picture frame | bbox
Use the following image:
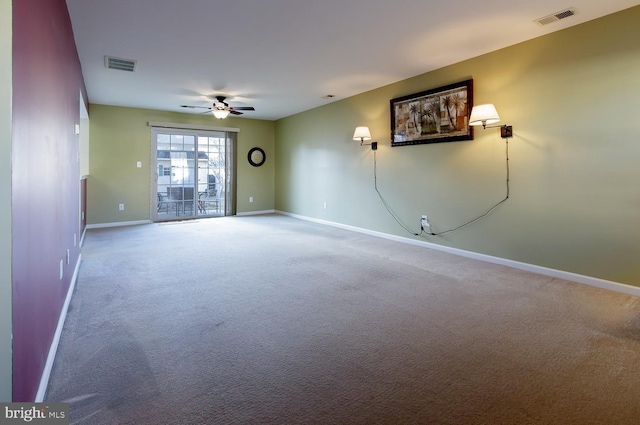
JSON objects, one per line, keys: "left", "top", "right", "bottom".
{"left": 390, "top": 79, "right": 473, "bottom": 147}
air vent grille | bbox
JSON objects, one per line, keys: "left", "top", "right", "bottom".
{"left": 104, "top": 56, "right": 137, "bottom": 72}
{"left": 535, "top": 8, "right": 576, "bottom": 26}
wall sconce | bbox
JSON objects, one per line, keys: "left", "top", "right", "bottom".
{"left": 353, "top": 126, "right": 378, "bottom": 150}
{"left": 469, "top": 104, "right": 513, "bottom": 138}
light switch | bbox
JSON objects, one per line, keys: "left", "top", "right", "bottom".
{"left": 137, "top": 161, "right": 142, "bottom": 168}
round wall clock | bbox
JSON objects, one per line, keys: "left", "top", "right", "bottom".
{"left": 248, "top": 147, "right": 266, "bottom": 167}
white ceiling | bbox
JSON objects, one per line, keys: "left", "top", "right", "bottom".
{"left": 66, "top": 0, "right": 640, "bottom": 121}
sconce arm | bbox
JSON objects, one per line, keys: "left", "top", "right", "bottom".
{"left": 360, "top": 140, "right": 378, "bottom": 150}
{"left": 483, "top": 124, "right": 513, "bottom": 138}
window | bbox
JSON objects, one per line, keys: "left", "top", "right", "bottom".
{"left": 158, "top": 165, "right": 171, "bottom": 177}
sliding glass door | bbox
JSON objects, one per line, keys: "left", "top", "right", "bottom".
{"left": 151, "top": 127, "right": 236, "bottom": 221}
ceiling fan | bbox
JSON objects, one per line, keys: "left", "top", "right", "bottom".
{"left": 180, "top": 96, "right": 255, "bottom": 119}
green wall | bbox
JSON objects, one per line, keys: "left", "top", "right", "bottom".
{"left": 274, "top": 6, "right": 640, "bottom": 287}
{"left": 88, "top": 105, "right": 275, "bottom": 225}
{"left": 0, "top": 0, "right": 12, "bottom": 402}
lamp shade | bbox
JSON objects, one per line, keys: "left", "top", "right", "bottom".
{"left": 469, "top": 104, "right": 500, "bottom": 127}
{"left": 213, "top": 109, "right": 230, "bottom": 119}
{"left": 353, "top": 126, "right": 372, "bottom": 141}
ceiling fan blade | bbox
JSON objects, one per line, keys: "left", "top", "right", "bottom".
{"left": 182, "top": 99, "right": 254, "bottom": 117}
{"left": 180, "top": 105, "right": 210, "bottom": 109}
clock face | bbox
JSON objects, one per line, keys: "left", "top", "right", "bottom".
{"left": 248, "top": 147, "right": 265, "bottom": 167}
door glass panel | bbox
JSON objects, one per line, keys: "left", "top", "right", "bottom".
{"left": 196, "top": 135, "right": 225, "bottom": 216}
{"left": 153, "top": 129, "right": 231, "bottom": 221}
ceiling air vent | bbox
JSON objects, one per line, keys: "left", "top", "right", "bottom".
{"left": 534, "top": 8, "right": 576, "bottom": 26}
{"left": 104, "top": 56, "right": 137, "bottom": 72}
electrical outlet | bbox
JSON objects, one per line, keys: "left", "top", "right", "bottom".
{"left": 119, "top": 203, "right": 125, "bottom": 211}
{"left": 249, "top": 197, "right": 254, "bottom": 203}
{"left": 421, "top": 215, "right": 430, "bottom": 228}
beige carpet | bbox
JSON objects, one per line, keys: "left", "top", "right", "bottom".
{"left": 45, "top": 214, "right": 640, "bottom": 424}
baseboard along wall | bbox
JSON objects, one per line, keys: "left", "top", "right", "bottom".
{"left": 85, "top": 211, "right": 276, "bottom": 228}
{"left": 236, "top": 209, "right": 276, "bottom": 217}
{"left": 85, "top": 220, "right": 153, "bottom": 229}
{"left": 35, "top": 254, "right": 82, "bottom": 402}
{"left": 276, "top": 211, "right": 640, "bottom": 298}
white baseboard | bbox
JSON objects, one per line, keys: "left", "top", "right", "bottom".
{"left": 35, "top": 254, "right": 82, "bottom": 402}
{"left": 277, "top": 211, "right": 640, "bottom": 298}
{"left": 85, "top": 219, "right": 152, "bottom": 229}
{"left": 236, "top": 209, "right": 275, "bottom": 217}
{"left": 79, "top": 227, "right": 87, "bottom": 247}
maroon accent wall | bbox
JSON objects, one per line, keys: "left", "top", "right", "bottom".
{"left": 12, "top": 0, "right": 87, "bottom": 401}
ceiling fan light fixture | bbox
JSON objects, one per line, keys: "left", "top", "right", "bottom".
{"left": 213, "top": 109, "right": 230, "bottom": 119}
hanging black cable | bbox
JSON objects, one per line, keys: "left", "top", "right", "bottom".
{"left": 371, "top": 137, "right": 510, "bottom": 238}
{"left": 373, "top": 151, "right": 420, "bottom": 236}
{"left": 425, "top": 139, "right": 510, "bottom": 236}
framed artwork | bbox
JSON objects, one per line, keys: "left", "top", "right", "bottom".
{"left": 390, "top": 79, "right": 473, "bottom": 147}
